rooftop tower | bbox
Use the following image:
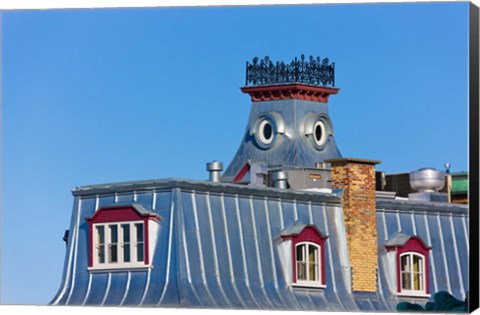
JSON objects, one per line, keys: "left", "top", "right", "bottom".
{"left": 223, "top": 55, "right": 342, "bottom": 179}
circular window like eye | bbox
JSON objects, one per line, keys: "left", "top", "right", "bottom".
{"left": 252, "top": 112, "right": 284, "bottom": 149}
{"left": 303, "top": 114, "right": 333, "bottom": 150}
{"left": 259, "top": 119, "right": 273, "bottom": 144}
{"left": 313, "top": 121, "right": 326, "bottom": 146}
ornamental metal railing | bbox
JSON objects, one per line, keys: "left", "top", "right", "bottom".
{"left": 245, "top": 55, "right": 335, "bottom": 87}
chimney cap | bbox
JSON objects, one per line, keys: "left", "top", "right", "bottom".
{"left": 325, "top": 157, "right": 382, "bottom": 165}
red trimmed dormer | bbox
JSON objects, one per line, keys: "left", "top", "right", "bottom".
{"left": 385, "top": 233, "right": 432, "bottom": 297}
{"left": 280, "top": 222, "right": 328, "bottom": 288}
{"left": 86, "top": 204, "right": 161, "bottom": 270}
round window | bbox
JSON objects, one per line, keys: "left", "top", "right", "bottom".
{"left": 313, "top": 120, "right": 326, "bottom": 146}
{"left": 258, "top": 119, "right": 274, "bottom": 145}
{"left": 303, "top": 113, "right": 332, "bottom": 150}
{"left": 253, "top": 114, "right": 281, "bottom": 149}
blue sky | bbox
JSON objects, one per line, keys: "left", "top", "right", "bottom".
{"left": 1, "top": 2, "right": 470, "bottom": 305}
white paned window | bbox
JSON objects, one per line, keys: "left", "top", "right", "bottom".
{"left": 108, "top": 225, "right": 118, "bottom": 263}
{"left": 295, "top": 242, "right": 322, "bottom": 287}
{"left": 92, "top": 221, "right": 146, "bottom": 269}
{"left": 96, "top": 225, "right": 105, "bottom": 264}
{"left": 135, "top": 223, "right": 144, "bottom": 262}
{"left": 400, "top": 252, "right": 426, "bottom": 295}
{"left": 121, "top": 224, "right": 131, "bottom": 263}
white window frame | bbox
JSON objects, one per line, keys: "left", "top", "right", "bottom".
{"left": 398, "top": 252, "right": 429, "bottom": 297}
{"left": 89, "top": 220, "right": 148, "bottom": 270}
{"left": 293, "top": 242, "right": 325, "bottom": 288}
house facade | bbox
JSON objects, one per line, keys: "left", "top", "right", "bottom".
{"left": 51, "top": 56, "right": 469, "bottom": 311}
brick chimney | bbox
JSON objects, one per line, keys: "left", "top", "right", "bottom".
{"left": 326, "top": 157, "right": 381, "bottom": 292}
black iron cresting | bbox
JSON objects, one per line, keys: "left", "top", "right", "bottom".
{"left": 245, "top": 54, "right": 335, "bottom": 87}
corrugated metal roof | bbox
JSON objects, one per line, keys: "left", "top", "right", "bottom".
{"left": 52, "top": 180, "right": 469, "bottom": 310}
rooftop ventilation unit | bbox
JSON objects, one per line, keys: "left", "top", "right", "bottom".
{"left": 206, "top": 161, "right": 223, "bottom": 183}
{"left": 409, "top": 168, "right": 445, "bottom": 192}
{"left": 408, "top": 168, "right": 448, "bottom": 202}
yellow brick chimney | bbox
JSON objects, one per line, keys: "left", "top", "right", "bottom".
{"left": 326, "top": 158, "right": 381, "bottom": 292}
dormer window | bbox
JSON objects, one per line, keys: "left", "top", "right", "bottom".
{"left": 278, "top": 222, "right": 328, "bottom": 288}
{"left": 93, "top": 221, "right": 145, "bottom": 267}
{"left": 86, "top": 204, "right": 161, "bottom": 271}
{"left": 400, "top": 252, "right": 426, "bottom": 293}
{"left": 295, "top": 242, "right": 321, "bottom": 285}
{"left": 385, "top": 233, "right": 431, "bottom": 297}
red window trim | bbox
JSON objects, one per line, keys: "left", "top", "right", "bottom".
{"left": 86, "top": 205, "right": 160, "bottom": 268}
{"left": 281, "top": 225, "right": 328, "bottom": 286}
{"left": 386, "top": 236, "right": 431, "bottom": 294}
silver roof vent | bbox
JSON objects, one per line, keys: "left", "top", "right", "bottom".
{"left": 206, "top": 161, "right": 223, "bottom": 183}
{"left": 272, "top": 170, "right": 288, "bottom": 189}
{"left": 409, "top": 168, "right": 445, "bottom": 192}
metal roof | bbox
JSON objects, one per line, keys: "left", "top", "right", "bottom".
{"left": 384, "top": 232, "right": 432, "bottom": 249}
{"left": 52, "top": 179, "right": 469, "bottom": 310}
{"left": 72, "top": 177, "right": 343, "bottom": 205}
{"left": 376, "top": 201, "right": 468, "bottom": 301}
{"left": 384, "top": 232, "right": 413, "bottom": 247}
{"left": 89, "top": 203, "right": 151, "bottom": 215}
{"left": 279, "top": 221, "right": 328, "bottom": 238}
{"left": 377, "top": 198, "right": 468, "bottom": 215}
{"left": 279, "top": 221, "right": 310, "bottom": 236}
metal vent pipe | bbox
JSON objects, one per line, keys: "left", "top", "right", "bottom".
{"left": 272, "top": 170, "right": 288, "bottom": 189}
{"left": 206, "top": 161, "right": 223, "bottom": 183}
